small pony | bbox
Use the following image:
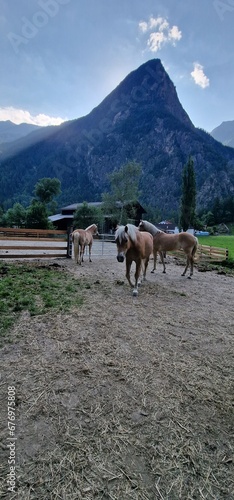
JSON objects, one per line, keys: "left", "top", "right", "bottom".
{"left": 115, "top": 223, "right": 153, "bottom": 296}
{"left": 71, "top": 224, "right": 99, "bottom": 265}
{"left": 138, "top": 220, "right": 198, "bottom": 278}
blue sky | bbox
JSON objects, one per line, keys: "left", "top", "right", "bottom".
{"left": 0, "top": 0, "right": 233, "bottom": 132}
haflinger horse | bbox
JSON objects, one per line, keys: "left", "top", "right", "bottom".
{"left": 138, "top": 220, "right": 198, "bottom": 278}
{"left": 71, "top": 224, "right": 99, "bottom": 265}
{"left": 115, "top": 223, "right": 153, "bottom": 296}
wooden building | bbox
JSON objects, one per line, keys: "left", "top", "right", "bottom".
{"left": 49, "top": 201, "right": 146, "bottom": 232}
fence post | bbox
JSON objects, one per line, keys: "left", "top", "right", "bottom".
{"left": 67, "top": 226, "right": 73, "bottom": 258}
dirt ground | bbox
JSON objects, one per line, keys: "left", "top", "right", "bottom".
{"left": 0, "top": 251, "right": 233, "bottom": 499}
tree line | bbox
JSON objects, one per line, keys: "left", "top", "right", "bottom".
{"left": 0, "top": 178, "right": 61, "bottom": 229}
{"left": 0, "top": 159, "right": 233, "bottom": 230}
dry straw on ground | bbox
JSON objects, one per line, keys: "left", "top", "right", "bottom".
{"left": 0, "top": 253, "right": 233, "bottom": 499}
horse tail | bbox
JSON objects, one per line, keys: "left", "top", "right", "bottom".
{"left": 192, "top": 236, "right": 198, "bottom": 259}
{"left": 71, "top": 230, "right": 79, "bottom": 242}
{"left": 72, "top": 231, "right": 80, "bottom": 263}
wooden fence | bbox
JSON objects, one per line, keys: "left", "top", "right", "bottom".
{"left": 197, "top": 244, "right": 228, "bottom": 261}
{"left": 0, "top": 227, "right": 71, "bottom": 259}
{"left": 0, "top": 228, "right": 229, "bottom": 262}
{"left": 172, "top": 244, "right": 228, "bottom": 262}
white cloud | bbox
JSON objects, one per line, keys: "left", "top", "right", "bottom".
{"left": 168, "top": 25, "right": 182, "bottom": 43}
{"left": 191, "top": 63, "right": 210, "bottom": 89}
{"left": 149, "top": 16, "right": 169, "bottom": 31}
{"left": 139, "top": 16, "right": 182, "bottom": 52}
{"left": 0, "top": 107, "right": 67, "bottom": 126}
{"left": 147, "top": 32, "right": 166, "bottom": 52}
{"left": 139, "top": 21, "right": 148, "bottom": 33}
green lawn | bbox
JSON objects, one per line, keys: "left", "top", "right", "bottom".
{"left": 0, "top": 262, "right": 85, "bottom": 345}
{"left": 197, "top": 235, "right": 234, "bottom": 260}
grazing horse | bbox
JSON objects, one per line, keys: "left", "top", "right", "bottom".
{"left": 71, "top": 224, "right": 99, "bottom": 265}
{"left": 138, "top": 220, "right": 198, "bottom": 278}
{"left": 115, "top": 224, "right": 153, "bottom": 296}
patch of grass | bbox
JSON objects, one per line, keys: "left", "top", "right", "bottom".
{"left": 197, "top": 235, "right": 234, "bottom": 260}
{"left": 0, "top": 262, "right": 84, "bottom": 344}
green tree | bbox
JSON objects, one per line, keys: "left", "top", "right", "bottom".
{"left": 180, "top": 157, "right": 196, "bottom": 231}
{"left": 102, "top": 161, "right": 142, "bottom": 224}
{"left": 212, "top": 197, "right": 222, "bottom": 224}
{"left": 143, "top": 205, "right": 162, "bottom": 224}
{"left": 73, "top": 202, "right": 103, "bottom": 229}
{"left": 0, "top": 207, "right": 7, "bottom": 227}
{"left": 5, "top": 203, "right": 26, "bottom": 228}
{"left": 26, "top": 200, "right": 50, "bottom": 229}
{"left": 34, "top": 178, "right": 61, "bottom": 205}
{"left": 202, "top": 211, "right": 215, "bottom": 227}
{"left": 222, "top": 196, "right": 234, "bottom": 223}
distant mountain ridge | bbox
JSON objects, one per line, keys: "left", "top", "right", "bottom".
{"left": 211, "top": 121, "right": 234, "bottom": 148}
{"left": 0, "top": 120, "right": 39, "bottom": 144}
{"left": 0, "top": 59, "right": 234, "bottom": 212}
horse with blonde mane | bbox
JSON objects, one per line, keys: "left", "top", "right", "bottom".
{"left": 115, "top": 224, "right": 153, "bottom": 296}
{"left": 138, "top": 220, "right": 198, "bottom": 278}
{"left": 71, "top": 224, "right": 99, "bottom": 265}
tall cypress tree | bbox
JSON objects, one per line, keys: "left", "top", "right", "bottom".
{"left": 180, "top": 157, "right": 196, "bottom": 231}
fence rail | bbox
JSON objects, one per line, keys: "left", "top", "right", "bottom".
{"left": 0, "top": 228, "right": 229, "bottom": 262}
{"left": 197, "top": 244, "right": 228, "bottom": 261}
{"left": 172, "top": 244, "right": 228, "bottom": 262}
{"left": 0, "top": 227, "right": 70, "bottom": 259}
{"left": 0, "top": 227, "right": 66, "bottom": 236}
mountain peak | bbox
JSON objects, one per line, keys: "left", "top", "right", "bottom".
{"left": 211, "top": 120, "right": 234, "bottom": 148}
{"left": 0, "top": 59, "right": 233, "bottom": 211}
{"left": 0, "top": 120, "right": 39, "bottom": 144}
{"left": 90, "top": 59, "right": 193, "bottom": 129}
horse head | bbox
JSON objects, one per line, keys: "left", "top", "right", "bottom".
{"left": 85, "top": 224, "right": 99, "bottom": 236}
{"left": 93, "top": 224, "right": 99, "bottom": 236}
{"left": 115, "top": 225, "right": 129, "bottom": 262}
{"left": 138, "top": 220, "right": 145, "bottom": 231}
{"left": 138, "top": 220, "right": 161, "bottom": 236}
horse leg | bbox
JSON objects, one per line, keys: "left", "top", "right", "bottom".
{"left": 137, "top": 260, "right": 146, "bottom": 286}
{"left": 151, "top": 250, "right": 157, "bottom": 273}
{"left": 126, "top": 259, "right": 134, "bottom": 289}
{"left": 132, "top": 260, "right": 142, "bottom": 296}
{"left": 181, "top": 255, "right": 190, "bottom": 276}
{"left": 79, "top": 244, "right": 84, "bottom": 265}
{"left": 189, "top": 241, "right": 197, "bottom": 278}
{"left": 74, "top": 242, "right": 78, "bottom": 264}
{"left": 82, "top": 244, "right": 85, "bottom": 262}
{"left": 88, "top": 243, "right": 92, "bottom": 262}
{"left": 142, "top": 256, "right": 150, "bottom": 281}
{"left": 189, "top": 254, "right": 194, "bottom": 278}
{"left": 160, "top": 251, "right": 166, "bottom": 273}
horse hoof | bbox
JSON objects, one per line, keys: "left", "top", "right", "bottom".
{"left": 132, "top": 289, "right": 138, "bottom": 297}
{"left": 187, "top": 276, "right": 192, "bottom": 279}
{"left": 151, "top": 270, "right": 155, "bottom": 274}
{"left": 163, "top": 271, "right": 166, "bottom": 274}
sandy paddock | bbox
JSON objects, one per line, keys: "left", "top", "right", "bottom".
{"left": 0, "top": 250, "right": 233, "bottom": 499}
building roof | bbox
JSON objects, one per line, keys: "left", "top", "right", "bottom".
{"left": 48, "top": 214, "right": 73, "bottom": 222}
{"left": 156, "top": 222, "right": 176, "bottom": 230}
{"left": 61, "top": 202, "right": 103, "bottom": 211}
{"left": 49, "top": 201, "right": 146, "bottom": 226}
